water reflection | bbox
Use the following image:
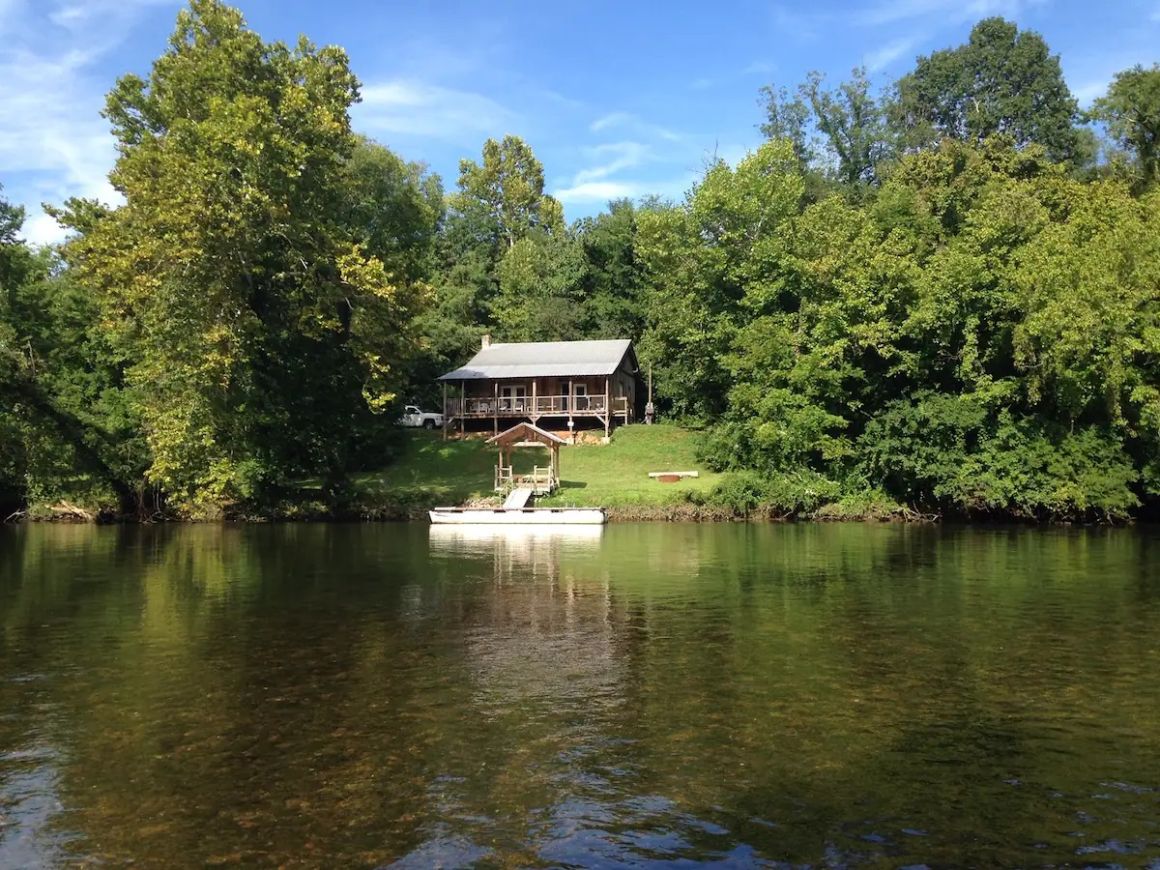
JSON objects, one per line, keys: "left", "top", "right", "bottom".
{"left": 0, "top": 524, "right": 1158, "bottom": 866}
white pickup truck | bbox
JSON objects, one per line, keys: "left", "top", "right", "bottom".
{"left": 399, "top": 404, "right": 444, "bottom": 429}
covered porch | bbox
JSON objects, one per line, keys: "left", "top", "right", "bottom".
{"left": 442, "top": 377, "right": 631, "bottom": 437}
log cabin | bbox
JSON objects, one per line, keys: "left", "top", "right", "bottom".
{"left": 438, "top": 336, "right": 640, "bottom": 437}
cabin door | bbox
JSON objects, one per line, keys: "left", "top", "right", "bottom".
{"left": 499, "top": 384, "right": 527, "bottom": 413}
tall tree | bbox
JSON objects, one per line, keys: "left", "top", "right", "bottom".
{"left": 1091, "top": 65, "right": 1160, "bottom": 187}
{"left": 759, "top": 85, "right": 814, "bottom": 167}
{"left": 416, "top": 136, "right": 562, "bottom": 388}
{"left": 893, "top": 18, "right": 1080, "bottom": 163}
{"left": 57, "top": 0, "right": 427, "bottom": 512}
{"left": 802, "top": 68, "right": 892, "bottom": 186}
{"left": 451, "top": 135, "right": 560, "bottom": 251}
{"left": 1, "top": 186, "right": 144, "bottom": 515}
{"left": 638, "top": 141, "right": 805, "bottom": 419}
{"left": 761, "top": 68, "right": 892, "bottom": 191}
{"left": 577, "top": 199, "right": 648, "bottom": 340}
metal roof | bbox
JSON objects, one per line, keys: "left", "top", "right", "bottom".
{"left": 438, "top": 339, "right": 635, "bottom": 381}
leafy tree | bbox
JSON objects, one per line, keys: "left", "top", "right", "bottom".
{"left": 1091, "top": 65, "right": 1160, "bottom": 187}
{"left": 893, "top": 18, "right": 1080, "bottom": 163}
{"left": 858, "top": 394, "right": 1139, "bottom": 519}
{"left": 492, "top": 231, "right": 586, "bottom": 341}
{"left": 761, "top": 68, "right": 891, "bottom": 190}
{"left": 1, "top": 187, "right": 145, "bottom": 515}
{"left": 341, "top": 139, "right": 443, "bottom": 285}
{"left": 802, "top": 68, "right": 893, "bottom": 187}
{"left": 759, "top": 85, "right": 813, "bottom": 167}
{"left": 451, "top": 135, "right": 561, "bottom": 251}
{"left": 577, "top": 199, "right": 648, "bottom": 340}
{"left": 57, "top": 0, "right": 427, "bottom": 512}
{"left": 638, "top": 140, "right": 805, "bottom": 419}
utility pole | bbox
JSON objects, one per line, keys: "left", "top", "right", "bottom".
{"left": 645, "top": 365, "right": 655, "bottom": 425}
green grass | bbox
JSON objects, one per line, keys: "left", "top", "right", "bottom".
{"left": 353, "top": 424, "right": 720, "bottom": 510}
{"left": 539, "top": 424, "right": 721, "bottom": 507}
{"left": 350, "top": 434, "right": 496, "bottom": 507}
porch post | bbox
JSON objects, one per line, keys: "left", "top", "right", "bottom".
{"left": 460, "top": 382, "right": 466, "bottom": 435}
{"left": 604, "top": 376, "right": 611, "bottom": 437}
{"left": 532, "top": 380, "right": 537, "bottom": 421}
{"left": 442, "top": 381, "right": 448, "bottom": 441}
{"left": 493, "top": 381, "right": 498, "bottom": 436}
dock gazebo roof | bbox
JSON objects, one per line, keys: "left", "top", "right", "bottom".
{"left": 486, "top": 422, "right": 568, "bottom": 448}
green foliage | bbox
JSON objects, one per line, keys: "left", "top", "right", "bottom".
{"left": 1090, "top": 65, "right": 1160, "bottom": 187}
{"left": 637, "top": 141, "right": 805, "bottom": 419}
{"left": 493, "top": 232, "right": 586, "bottom": 340}
{"left": 2, "top": 185, "right": 146, "bottom": 516}
{"left": 656, "top": 132, "right": 1158, "bottom": 522}
{"left": 707, "top": 469, "right": 841, "bottom": 517}
{"left": 576, "top": 200, "right": 648, "bottom": 339}
{"left": 893, "top": 18, "right": 1081, "bottom": 163}
{"left": 450, "top": 135, "right": 560, "bottom": 251}
{"left": 761, "top": 68, "right": 892, "bottom": 194}
{"left": 859, "top": 395, "right": 1139, "bottom": 519}
{"left": 56, "top": 0, "right": 430, "bottom": 513}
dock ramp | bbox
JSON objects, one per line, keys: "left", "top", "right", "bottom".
{"left": 503, "top": 487, "right": 534, "bottom": 509}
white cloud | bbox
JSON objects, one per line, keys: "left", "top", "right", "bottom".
{"left": 1073, "top": 79, "right": 1108, "bottom": 106}
{"left": 587, "top": 111, "right": 682, "bottom": 142}
{"left": 553, "top": 180, "right": 642, "bottom": 203}
{"left": 354, "top": 80, "right": 517, "bottom": 139}
{"left": 590, "top": 111, "right": 633, "bottom": 133}
{"left": 0, "top": 0, "right": 25, "bottom": 35}
{"left": 865, "top": 36, "right": 920, "bottom": 72}
{"left": 570, "top": 142, "right": 652, "bottom": 186}
{"left": 1, "top": 48, "right": 121, "bottom": 246}
{"left": 1, "top": 0, "right": 176, "bottom": 245}
{"left": 770, "top": 4, "right": 827, "bottom": 41}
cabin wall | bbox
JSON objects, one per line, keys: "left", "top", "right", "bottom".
{"left": 459, "top": 376, "right": 611, "bottom": 399}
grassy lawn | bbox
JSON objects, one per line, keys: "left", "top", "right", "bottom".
{"left": 353, "top": 424, "right": 720, "bottom": 509}
{"left": 540, "top": 424, "right": 720, "bottom": 507}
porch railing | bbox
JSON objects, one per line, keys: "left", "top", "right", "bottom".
{"left": 447, "top": 394, "right": 629, "bottom": 418}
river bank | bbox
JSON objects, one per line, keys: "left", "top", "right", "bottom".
{"left": 7, "top": 424, "right": 1128, "bottom": 525}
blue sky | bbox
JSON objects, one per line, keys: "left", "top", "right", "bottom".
{"left": 2, "top": 0, "right": 1158, "bottom": 244}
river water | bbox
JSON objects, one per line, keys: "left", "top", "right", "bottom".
{"left": 1, "top": 523, "right": 1158, "bottom": 867}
